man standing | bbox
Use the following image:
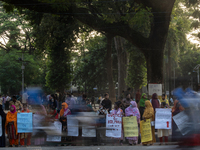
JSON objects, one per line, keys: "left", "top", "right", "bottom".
{"left": 9, "top": 96, "right": 23, "bottom": 112}
{"left": 101, "top": 93, "right": 112, "bottom": 113}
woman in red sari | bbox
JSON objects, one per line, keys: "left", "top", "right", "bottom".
{"left": 5, "top": 105, "right": 18, "bottom": 147}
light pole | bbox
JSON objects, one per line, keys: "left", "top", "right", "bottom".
{"left": 193, "top": 64, "right": 200, "bottom": 83}
{"left": 193, "top": 64, "right": 200, "bottom": 86}
{"left": 21, "top": 52, "right": 25, "bottom": 95}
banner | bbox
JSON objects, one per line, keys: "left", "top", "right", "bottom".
{"left": 17, "top": 113, "right": 33, "bottom": 133}
{"left": 173, "top": 111, "right": 190, "bottom": 135}
{"left": 155, "top": 108, "right": 172, "bottom": 129}
{"left": 123, "top": 116, "right": 138, "bottom": 137}
{"left": 67, "top": 115, "right": 79, "bottom": 136}
{"left": 148, "top": 84, "right": 162, "bottom": 96}
{"left": 106, "top": 114, "right": 122, "bottom": 138}
{"left": 82, "top": 126, "right": 96, "bottom": 137}
{"left": 140, "top": 119, "right": 152, "bottom": 143}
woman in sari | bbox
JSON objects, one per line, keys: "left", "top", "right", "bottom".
{"left": 60, "top": 102, "right": 71, "bottom": 131}
{"left": 142, "top": 100, "right": 156, "bottom": 146}
{"left": 125, "top": 101, "right": 140, "bottom": 145}
{"left": 151, "top": 93, "right": 160, "bottom": 111}
{"left": 110, "top": 101, "right": 123, "bottom": 145}
{"left": 0, "top": 105, "right": 6, "bottom": 147}
{"left": 139, "top": 93, "right": 148, "bottom": 120}
{"left": 5, "top": 105, "right": 18, "bottom": 147}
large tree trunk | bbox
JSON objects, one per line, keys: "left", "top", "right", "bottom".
{"left": 114, "top": 36, "right": 127, "bottom": 99}
{"left": 106, "top": 35, "right": 116, "bottom": 103}
{"left": 143, "top": 3, "right": 174, "bottom": 83}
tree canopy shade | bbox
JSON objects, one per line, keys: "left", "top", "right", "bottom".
{"left": 1, "top": 0, "right": 176, "bottom": 83}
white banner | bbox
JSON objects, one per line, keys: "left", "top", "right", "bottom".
{"left": 67, "top": 115, "right": 79, "bottom": 136}
{"left": 148, "top": 84, "right": 162, "bottom": 96}
{"left": 155, "top": 108, "right": 172, "bottom": 129}
{"left": 173, "top": 111, "right": 190, "bottom": 135}
{"left": 106, "top": 114, "right": 122, "bottom": 138}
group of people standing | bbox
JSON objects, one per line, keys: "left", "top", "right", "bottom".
{"left": 96, "top": 90, "right": 183, "bottom": 146}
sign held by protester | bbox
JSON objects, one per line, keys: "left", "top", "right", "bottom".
{"left": 155, "top": 108, "right": 172, "bottom": 129}
{"left": 106, "top": 114, "right": 122, "bottom": 138}
{"left": 67, "top": 115, "right": 79, "bottom": 136}
{"left": 140, "top": 119, "right": 152, "bottom": 143}
{"left": 148, "top": 84, "right": 162, "bottom": 96}
{"left": 173, "top": 111, "right": 190, "bottom": 135}
{"left": 123, "top": 116, "right": 138, "bottom": 137}
{"left": 17, "top": 113, "right": 33, "bottom": 133}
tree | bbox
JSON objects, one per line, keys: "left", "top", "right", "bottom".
{"left": 125, "top": 46, "right": 147, "bottom": 91}
{"left": 0, "top": 7, "right": 45, "bottom": 94}
{"left": 32, "top": 14, "right": 80, "bottom": 93}
{"left": 1, "top": 0, "right": 176, "bottom": 84}
{"left": 73, "top": 35, "right": 108, "bottom": 93}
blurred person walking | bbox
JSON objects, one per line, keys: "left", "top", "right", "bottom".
{"left": 172, "top": 100, "right": 184, "bottom": 142}
{"left": 110, "top": 101, "right": 123, "bottom": 146}
{"left": 20, "top": 104, "right": 31, "bottom": 146}
{"left": 5, "top": 105, "right": 18, "bottom": 147}
{"left": 65, "top": 93, "right": 75, "bottom": 110}
{"left": 102, "top": 93, "right": 112, "bottom": 113}
{"left": 5, "top": 95, "right": 11, "bottom": 110}
{"left": 139, "top": 93, "right": 148, "bottom": 120}
{"left": 142, "top": 101, "right": 156, "bottom": 146}
{"left": 125, "top": 101, "right": 140, "bottom": 145}
{"left": 0, "top": 105, "right": 6, "bottom": 147}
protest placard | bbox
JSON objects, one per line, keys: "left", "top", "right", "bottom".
{"left": 17, "top": 113, "right": 33, "bottom": 133}
{"left": 106, "top": 114, "right": 122, "bottom": 138}
{"left": 67, "top": 115, "right": 79, "bottom": 136}
{"left": 123, "top": 116, "right": 138, "bottom": 137}
{"left": 140, "top": 119, "right": 152, "bottom": 143}
{"left": 82, "top": 126, "right": 96, "bottom": 137}
{"left": 54, "top": 121, "right": 62, "bottom": 134}
{"left": 148, "top": 84, "right": 162, "bottom": 96}
{"left": 173, "top": 111, "right": 190, "bottom": 135}
{"left": 155, "top": 108, "right": 172, "bottom": 129}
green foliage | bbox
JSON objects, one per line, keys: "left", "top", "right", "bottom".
{"left": 125, "top": 47, "right": 147, "bottom": 90}
{"left": 73, "top": 34, "right": 108, "bottom": 92}
{"left": 32, "top": 14, "right": 80, "bottom": 92}
{"left": 0, "top": 50, "right": 43, "bottom": 94}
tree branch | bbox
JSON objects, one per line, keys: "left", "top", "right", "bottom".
{"left": 72, "top": 7, "right": 149, "bottom": 51}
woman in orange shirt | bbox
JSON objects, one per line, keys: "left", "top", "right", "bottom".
{"left": 5, "top": 105, "right": 18, "bottom": 147}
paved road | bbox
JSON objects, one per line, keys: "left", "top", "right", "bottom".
{"left": 0, "top": 145, "right": 199, "bottom": 150}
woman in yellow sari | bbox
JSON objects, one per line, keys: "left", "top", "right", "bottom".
{"left": 142, "top": 100, "right": 156, "bottom": 146}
